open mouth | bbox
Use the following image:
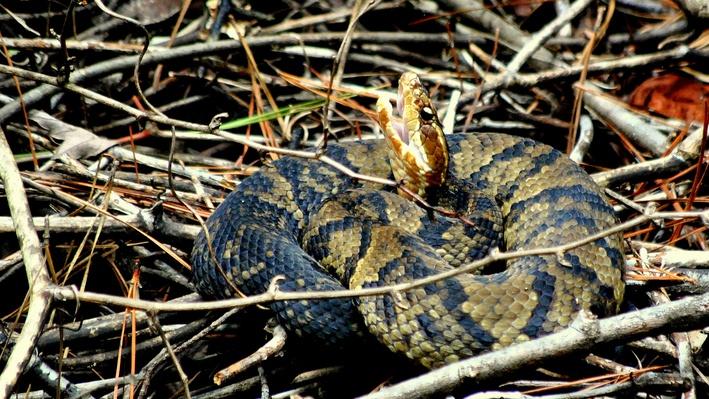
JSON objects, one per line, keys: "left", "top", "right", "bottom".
{"left": 394, "top": 82, "right": 410, "bottom": 144}
{"left": 375, "top": 72, "right": 448, "bottom": 187}
{"left": 377, "top": 94, "right": 408, "bottom": 146}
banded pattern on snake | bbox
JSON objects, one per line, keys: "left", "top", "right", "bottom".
{"left": 191, "top": 73, "right": 624, "bottom": 368}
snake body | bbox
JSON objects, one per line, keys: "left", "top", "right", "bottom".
{"left": 191, "top": 75, "right": 624, "bottom": 368}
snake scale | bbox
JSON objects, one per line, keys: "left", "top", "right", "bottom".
{"left": 191, "top": 73, "right": 625, "bottom": 368}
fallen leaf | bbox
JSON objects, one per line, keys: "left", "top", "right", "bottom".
{"left": 629, "top": 73, "right": 709, "bottom": 122}
{"left": 30, "top": 111, "right": 117, "bottom": 159}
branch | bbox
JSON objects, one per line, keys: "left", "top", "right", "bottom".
{"left": 0, "top": 128, "right": 52, "bottom": 396}
{"left": 213, "top": 325, "right": 287, "bottom": 385}
{"left": 503, "top": 0, "right": 594, "bottom": 76}
{"left": 592, "top": 122, "right": 705, "bottom": 187}
{"left": 359, "top": 290, "right": 709, "bottom": 399}
{"left": 0, "top": 31, "right": 493, "bottom": 123}
{"left": 49, "top": 209, "right": 709, "bottom": 313}
{"left": 439, "top": 0, "right": 557, "bottom": 69}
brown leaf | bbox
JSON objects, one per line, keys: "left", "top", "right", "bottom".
{"left": 30, "top": 111, "right": 116, "bottom": 159}
{"left": 629, "top": 73, "right": 709, "bottom": 122}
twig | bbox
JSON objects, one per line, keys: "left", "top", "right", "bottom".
{"left": 20, "top": 177, "right": 194, "bottom": 270}
{"left": 569, "top": 115, "right": 594, "bottom": 163}
{"left": 136, "top": 308, "right": 240, "bottom": 399}
{"left": 1, "top": 63, "right": 474, "bottom": 229}
{"left": 477, "top": 45, "right": 692, "bottom": 94}
{"left": 213, "top": 325, "right": 287, "bottom": 385}
{"left": 0, "top": 128, "right": 52, "bottom": 396}
{"left": 592, "top": 122, "right": 704, "bottom": 187}
{"left": 502, "top": 0, "right": 593, "bottom": 77}
{"left": 10, "top": 343, "right": 95, "bottom": 399}
{"left": 584, "top": 353, "right": 636, "bottom": 374}
{"left": 506, "top": 372, "right": 684, "bottom": 399}
{"left": 358, "top": 290, "right": 709, "bottom": 398}
{"left": 439, "top": 0, "right": 557, "bottom": 69}
{"left": 648, "top": 291, "right": 697, "bottom": 399}
{"left": 0, "top": 215, "right": 198, "bottom": 237}
{"left": 582, "top": 85, "right": 669, "bottom": 156}
{"left": 261, "top": 2, "right": 401, "bottom": 34}
{"left": 0, "top": 31, "right": 492, "bottom": 123}
{"left": 54, "top": 317, "right": 212, "bottom": 369}
{"left": 0, "top": 63, "right": 391, "bottom": 183}
{"left": 452, "top": 2, "right": 688, "bottom": 160}
{"left": 37, "top": 294, "right": 200, "bottom": 348}
{"left": 629, "top": 241, "right": 709, "bottom": 269}
{"left": 50, "top": 208, "right": 709, "bottom": 312}
{"left": 258, "top": 366, "right": 270, "bottom": 399}
{"left": 145, "top": 313, "right": 191, "bottom": 399}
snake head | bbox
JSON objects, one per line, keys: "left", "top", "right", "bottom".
{"left": 376, "top": 72, "right": 449, "bottom": 196}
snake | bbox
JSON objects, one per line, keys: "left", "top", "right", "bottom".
{"left": 191, "top": 72, "right": 625, "bottom": 369}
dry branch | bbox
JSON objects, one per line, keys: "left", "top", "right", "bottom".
{"left": 0, "top": 129, "right": 51, "bottom": 397}
{"left": 360, "top": 291, "right": 709, "bottom": 399}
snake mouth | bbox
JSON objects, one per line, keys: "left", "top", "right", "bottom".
{"left": 376, "top": 74, "right": 434, "bottom": 171}
{"left": 376, "top": 73, "right": 449, "bottom": 193}
{"left": 376, "top": 91, "right": 409, "bottom": 147}
{"left": 394, "top": 81, "right": 409, "bottom": 144}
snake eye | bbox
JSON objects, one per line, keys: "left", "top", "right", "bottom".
{"left": 420, "top": 107, "right": 436, "bottom": 122}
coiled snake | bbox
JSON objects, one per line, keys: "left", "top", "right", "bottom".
{"left": 191, "top": 73, "right": 625, "bottom": 368}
